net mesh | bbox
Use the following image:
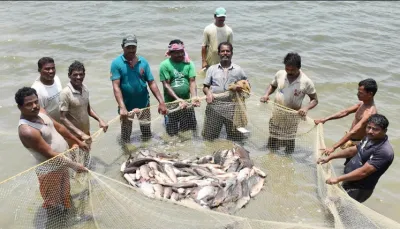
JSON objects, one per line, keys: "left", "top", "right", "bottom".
{"left": 0, "top": 90, "right": 399, "bottom": 229}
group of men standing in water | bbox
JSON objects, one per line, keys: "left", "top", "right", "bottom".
{"left": 13, "top": 7, "right": 394, "bottom": 224}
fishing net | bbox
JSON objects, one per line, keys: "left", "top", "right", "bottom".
{"left": 0, "top": 89, "right": 399, "bottom": 229}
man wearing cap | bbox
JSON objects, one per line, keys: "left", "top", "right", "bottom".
{"left": 201, "top": 7, "right": 233, "bottom": 70}
{"left": 110, "top": 35, "right": 167, "bottom": 143}
{"left": 160, "top": 39, "right": 200, "bottom": 136}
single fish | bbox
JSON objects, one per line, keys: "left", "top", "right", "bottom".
{"left": 130, "top": 158, "right": 159, "bottom": 167}
{"left": 247, "top": 174, "right": 264, "bottom": 197}
{"left": 172, "top": 162, "right": 192, "bottom": 168}
{"left": 223, "top": 156, "right": 240, "bottom": 171}
{"left": 135, "top": 169, "right": 141, "bottom": 180}
{"left": 210, "top": 188, "right": 226, "bottom": 208}
{"left": 196, "top": 186, "right": 218, "bottom": 201}
{"left": 193, "top": 168, "right": 214, "bottom": 177}
{"left": 234, "top": 179, "right": 251, "bottom": 212}
{"left": 171, "top": 192, "right": 179, "bottom": 201}
{"left": 197, "top": 155, "right": 213, "bottom": 164}
{"left": 124, "top": 166, "right": 138, "bottom": 174}
{"left": 120, "top": 162, "right": 126, "bottom": 172}
{"left": 153, "top": 184, "right": 164, "bottom": 198}
{"left": 139, "top": 164, "right": 151, "bottom": 180}
{"left": 154, "top": 170, "right": 173, "bottom": 184}
{"left": 177, "top": 176, "right": 202, "bottom": 183}
{"left": 237, "top": 167, "right": 251, "bottom": 182}
{"left": 164, "top": 163, "right": 178, "bottom": 183}
{"left": 124, "top": 174, "right": 136, "bottom": 187}
{"left": 227, "top": 159, "right": 240, "bottom": 173}
{"left": 253, "top": 166, "right": 267, "bottom": 178}
{"left": 212, "top": 150, "right": 223, "bottom": 165}
{"left": 163, "top": 187, "right": 172, "bottom": 199}
{"left": 139, "top": 182, "right": 155, "bottom": 198}
{"left": 148, "top": 170, "right": 155, "bottom": 178}
{"left": 147, "top": 161, "right": 159, "bottom": 171}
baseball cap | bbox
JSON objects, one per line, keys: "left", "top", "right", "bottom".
{"left": 215, "top": 7, "right": 226, "bottom": 17}
{"left": 122, "top": 35, "right": 137, "bottom": 47}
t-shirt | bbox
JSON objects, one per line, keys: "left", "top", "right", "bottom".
{"left": 343, "top": 136, "right": 394, "bottom": 190}
{"left": 159, "top": 59, "right": 196, "bottom": 103}
{"left": 31, "top": 75, "right": 62, "bottom": 122}
{"left": 110, "top": 55, "right": 154, "bottom": 111}
{"left": 271, "top": 70, "right": 316, "bottom": 110}
{"left": 203, "top": 63, "right": 247, "bottom": 94}
{"left": 59, "top": 83, "right": 90, "bottom": 136}
{"left": 202, "top": 23, "right": 233, "bottom": 66}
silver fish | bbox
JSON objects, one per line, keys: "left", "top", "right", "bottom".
{"left": 163, "top": 187, "right": 172, "bottom": 199}
{"left": 153, "top": 184, "right": 164, "bottom": 198}
{"left": 237, "top": 167, "right": 251, "bottom": 182}
{"left": 247, "top": 174, "right": 264, "bottom": 197}
{"left": 210, "top": 188, "right": 226, "bottom": 208}
{"left": 171, "top": 192, "right": 179, "bottom": 201}
{"left": 227, "top": 159, "right": 240, "bottom": 173}
{"left": 164, "top": 163, "right": 178, "bottom": 183}
{"left": 234, "top": 179, "right": 251, "bottom": 212}
{"left": 147, "top": 161, "right": 159, "bottom": 171}
{"left": 154, "top": 170, "right": 173, "bottom": 184}
{"left": 135, "top": 169, "right": 141, "bottom": 180}
{"left": 139, "top": 164, "right": 151, "bottom": 180}
{"left": 196, "top": 186, "right": 218, "bottom": 201}
{"left": 120, "top": 162, "right": 126, "bottom": 172}
{"left": 124, "top": 174, "right": 136, "bottom": 187}
{"left": 193, "top": 167, "right": 214, "bottom": 177}
{"left": 253, "top": 166, "right": 267, "bottom": 178}
{"left": 139, "top": 182, "right": 155, "bottom": 198}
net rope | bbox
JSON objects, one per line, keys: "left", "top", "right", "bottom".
{"left": 0, "top": 89, "right": 399, "bottom": 229}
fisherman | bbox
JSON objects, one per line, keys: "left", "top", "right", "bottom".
{"left": 260, "top": 52, "right": 318, "bottom": 153}
{"left": 202, "top": 42, "right": 249, "bottom": 141}
{"left": 317, "top": 114, "right": 394, "bottom": 203}
{"left": 160, "top": 39, "right": 200, "bottom": 136}
{"left": 110, "top": 35, "right": 167, "bottom": 143}
{"left": 315, "top": 78, "right": 378, "bottom": 164}
{"left": 59, "top": 61, "right": 108, "bottom": 166}
{"left": 31, "top": 57, "right": 62, "bottom": 122}
{"left": 16, "top": 87, "right": 89, "bottom": 225}
{"left": 201, "top": 7, "right": 233, "bottom": 70}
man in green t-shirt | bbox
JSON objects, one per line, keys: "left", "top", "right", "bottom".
{"left": 159, "top": 39, "right": 200, "bottom": 136}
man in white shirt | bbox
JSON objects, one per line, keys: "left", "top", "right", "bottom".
{"left": 260, "top": 53, "right": 318, "bottom": 153}
{"left": 32, "top": 57, "right": 62, "bottom": 122}
{"left": 201, "top": 7, "right": 233, "bottom": 69}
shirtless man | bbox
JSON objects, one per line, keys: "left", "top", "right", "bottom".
{"left": 315, "top": 78, "right": 378, "bottom": 159}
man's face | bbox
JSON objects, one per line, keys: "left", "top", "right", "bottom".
{"left": 170, "top": 50, "right": 185, "bottom": 63}
{"left": 219, "top": 45, "right": 232, "bottom": 62}
{"left": 215, "top": 16, "right": 226, "bottom": 24}
{"left": 19, "top": 94, "right": 40, "bottom": 117}
{"left": 123, "top": 45, "right": 137, "bottom": 59}
{"left": 285, "top": 65, "right": 300, "bottom": 78}
{"left": 39, "top": 63, "right": 56, "bottom": 81}
{"left": 357, "top": 86, "right": 372, "bottom": 101}
{"left": 69, "top": 70, "right": 85, "bottom": 88}
{"left": 366, "top": 122, "right": 386, "bottom": 140}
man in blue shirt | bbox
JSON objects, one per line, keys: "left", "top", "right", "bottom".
{"left": 110, "top": 35, "right": 167, "bottom": 143}
{"left": 317, "top": 114, "right": 394, "bottom": 203}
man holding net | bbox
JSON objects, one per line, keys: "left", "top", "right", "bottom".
{"left": 60, "top": 61, "right": 108, "bottom": 166}
{"left": 160, "top": 39, "right": 200, "bottom": 136}
{"left": 315, "top": 78, "right": 378, "bottom": 165}
{"left": 318, "top": 114, "right": 394, "bottom": 203}
{"left": 260, "top": 52, "right": 318, "bottom": 153}
{"left": 16, "top": 87, "right": 90, "bottom": 222}
{"left": 202, "top": 42, "right": 249, "bottom": 142}
{"left": 110, "top": 35, "right": 167, "bottom": 143}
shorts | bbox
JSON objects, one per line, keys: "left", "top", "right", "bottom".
{"left": 37, "top": 168, "right": 72, "bottom": 209}
{"left": 343, "top": 185, "right": 373, "bottom": 203}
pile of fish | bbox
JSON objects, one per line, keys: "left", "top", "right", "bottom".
{"left": 120, "top": 144, "right": 266, "bottom": 214}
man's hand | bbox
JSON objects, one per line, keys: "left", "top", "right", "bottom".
{"left": 78, "top": 140, "right": 90, "bottom": 152}
{"left": 81, "top": 134, "right": 92, "bottom": 143}
{"left": 74, "top": 163, "right": 88, "bottom": 173}
{"left": 158, "top": 102, "right": 167, "bottom": 115}
{"left": 178, "top": 99, "right": 188, "bottom": 109}
{"left": 298, "top": 108, "right": 308, "bottom": 117}
{"left": 314, "top": 119, "right": 326, "bottom": 125}
{"left": 260, "top": 95, "right": 270, "bottom": 103}
{"left": 206, "top": 92, "right": 214, "bottom": 104}
{"left": 202, "top": 60, "right": 208, "bottom": 69}
{"left": 323, "top": 147, "right": 336, "bottom": 156}
{"left": 326, "top": 177, "right": 339, "bottom": 185}
{"left": 230, "top": 84, "right": 243, "bottom": 92}
{"left": 99, "top": 120, "right": 108, "bottom": 133}
{"left": 120, "top": 107, "right": 128, "bottom": 120}
{"left": 192, "top": 97, "right": 201, "bottom": 107}
{"left": 317, "top": 156, "right": 330, "bottom": 165}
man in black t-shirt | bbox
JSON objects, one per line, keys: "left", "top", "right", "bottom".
{"left": 317, "top": 114, "right": 394, "bottom": 203}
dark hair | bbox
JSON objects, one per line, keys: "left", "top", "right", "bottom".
{"left": 37, "top": 57, "right": 54, "bottom": 72}
{"left": 68, "top": 61, "right": 85, "bottom": 76}
{"left": 368, "top": 114, "right": 389, "bottom": 130}
{"left": 283, "top": 52, "right": 301, "bottom": 69}
{"left": 15, "top": 87, "right": 37, "bottom": 106}
{"left": 359, "top": 78, "right": 378, "bottom": 96}
{"left": 169, "top": 39, "right": 184, "bottom": 45}
{"left": 218, "top": 42, "right": 233, "bottom": 53}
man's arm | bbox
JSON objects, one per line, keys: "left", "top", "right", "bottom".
{"left": 112, "top": 79, "right": 129, "bottom": 118}
{"left": 315, "top": 103, "right": 360, "bottom": 125}
{"left": 60, "top": 111, "right": 89, "bottom": 141}
{"left": 317, "top": 145, "right": 358, "bottom": 164}
{"left": 87, "top": 103, "right": 108, "bottom": 132}
{"left": 162, "top": 80, "right": 180, "bottom": 101}
{"left": 201, "top": 46, "right": 208, "bottom": 69}
{"left": 148, "top": 80, "right": 167, "bottom": 115}
{"left": 260, "top": 84, "right": 277, "bottom": 103}
{"left": 189, "top": 78, "right": 200, "bottom": 107}
{"left": 18, "top": 125, "right": 87, "bottom": 172}
{"left": 326, "top": 162, "right": 376, "bottom": 185}
{"left": 324, "top": 111, "right": 372, "bottom": 155}
{"left": 52, "top": 117, "right": 89, "bottom": 151}
{"left": 298, "top": 93, "right": 319, "bottom": 117}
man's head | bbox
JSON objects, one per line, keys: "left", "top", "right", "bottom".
{"left": 37, "top": 57, "right": 56, "bottom": 84}
{"left": 121, "top": 35, "right": 138, "bottom": 60}
{"left": 357, "top": 78, "right": 377, "bottom": 101}
{"left": 68, "top": 61, "right": 86, "bottom": 89}
{"left": 283, "top": 52, "right": 301, "bottom": 78}
{"left": 366, "top": 114, "right": 389, "bottom": 140}
{"left": 15, "top": 87, "right": 40, "bottom": 117}
{"left": 214, "top": 7, "right": 226, "bottom": 26}
{"left": 167, "top": 39, "right": 185, "bottom": 63}
{"left": 218, "top": 42, "right": 233, "bottom": 63}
